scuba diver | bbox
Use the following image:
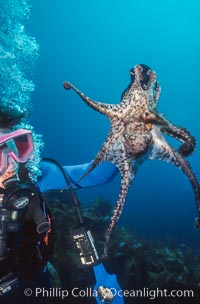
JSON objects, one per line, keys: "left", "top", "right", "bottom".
{"left": 0, "top": 111, "right": 124, "bottom": 304}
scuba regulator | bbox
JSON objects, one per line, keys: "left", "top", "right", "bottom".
{"left": 0, "top": 177, "right": 50, "bottom": 260}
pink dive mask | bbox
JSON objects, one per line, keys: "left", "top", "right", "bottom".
{"left": 0, "top": 129, "right": 34, "bottom": 175}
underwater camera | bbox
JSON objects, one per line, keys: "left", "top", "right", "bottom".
{"left": 71, "top": 227, "right": 100, "bottom": 267}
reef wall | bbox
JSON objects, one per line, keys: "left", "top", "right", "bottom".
{"left": 0, "top": 0, "right": 39, "bottom": 116}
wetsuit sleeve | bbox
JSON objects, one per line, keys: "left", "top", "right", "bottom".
{"left": 37, "top": 160, "right": 118, "bottom": 192}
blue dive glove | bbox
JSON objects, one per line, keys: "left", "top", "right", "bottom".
{"left": 93, "top": 263, "right": 124, "bottom": 304}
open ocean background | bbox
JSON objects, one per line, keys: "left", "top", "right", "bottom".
{"left": 28, "top": 0, "right": 200, "bottom": 248}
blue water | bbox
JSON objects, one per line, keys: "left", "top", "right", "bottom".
{"left": 8, "top": 1, "right": 200, "bottom": 247}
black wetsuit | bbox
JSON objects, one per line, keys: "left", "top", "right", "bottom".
{"left": 0, "top": 180, "right": 52, "bottom": 304}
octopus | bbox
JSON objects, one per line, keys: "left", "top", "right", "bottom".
{"left": 64, "top": 64, "right": 200, "bottom": 258}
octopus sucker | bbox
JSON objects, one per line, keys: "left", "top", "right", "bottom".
{"left": 64, "top": 63, "right": 200, "bottom": 257}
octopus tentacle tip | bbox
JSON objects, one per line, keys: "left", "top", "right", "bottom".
{"left": 63, "top": 81, "right": 72, "bottom": 90}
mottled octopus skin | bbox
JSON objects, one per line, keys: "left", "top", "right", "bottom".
{"left": 64, "top": 64, "right": 200, "bottom": 258}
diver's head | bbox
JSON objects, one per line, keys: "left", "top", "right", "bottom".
{"left": 0, "top": 109, "right": 25, "bottom": 129}
{"left": 130, "top": 64, "right": 161, "bottom": 110}
{"left": 0, "top": 128, "right": 34, "bottom": 188}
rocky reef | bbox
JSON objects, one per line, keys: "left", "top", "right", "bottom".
{"left": 43, "top": 190, "right": 200, "bottom": 303}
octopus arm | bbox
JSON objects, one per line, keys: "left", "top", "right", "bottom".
{"left": 150, "top": 113, "right": 196, "bottom": 156}
{"left": 73, "top": 134, "right": 113, "bottom": 185}
{"left": 149, "top": 125, "right": 200, "bottom": 222}
{"left": 63, "top": 81, "right": 117, "bottom": 118}
{"left": 103, "top": 158, "right": 136, "bottom": 258}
